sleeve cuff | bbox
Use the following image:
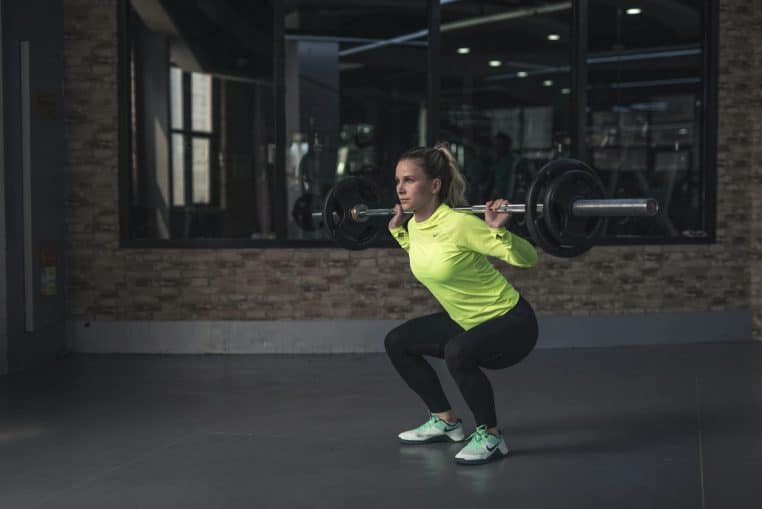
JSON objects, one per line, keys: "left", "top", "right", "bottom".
{"left": 488, "top": 226, "right": 509, "bottom": 240}
{"left": 389, "top": 225, "right": 407, "bottom": 238}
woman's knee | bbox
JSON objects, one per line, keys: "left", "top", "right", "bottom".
{"left": 443, "top": 341, "right": 473, "bottom": 373}
{"left": 384, "top": 326, "right": 407, "bottom": 356}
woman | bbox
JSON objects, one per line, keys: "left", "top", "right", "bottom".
{"left": 385, "top": 143, "right": 539, "bottom": 465}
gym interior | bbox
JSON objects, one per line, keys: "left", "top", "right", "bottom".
{"left": 1, "top": 0, "right": 760, "bottom": 507}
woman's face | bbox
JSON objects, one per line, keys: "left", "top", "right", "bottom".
{"left": 395, "top": 159, "right": 440, "bottom": 212}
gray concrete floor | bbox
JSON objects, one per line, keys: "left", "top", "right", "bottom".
{"left": 1, "top": 343, "right": 760, "bottom": 509}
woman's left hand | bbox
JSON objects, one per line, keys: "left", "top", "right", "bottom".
{"left": 484, "top": 199, "right": 511, "bottom": 229}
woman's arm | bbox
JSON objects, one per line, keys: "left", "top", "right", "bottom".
{"left": 388, "top": 203, "right": 410, "bottom": 252}
{"left": 454, "top": 213, "right": 538, "bottom": 267}
{"left": 389, "top": 225, "right": 410, "bottom": 252}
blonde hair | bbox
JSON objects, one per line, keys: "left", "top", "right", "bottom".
{"left": 398, "top": 142, "right": 468, "bottom": 207}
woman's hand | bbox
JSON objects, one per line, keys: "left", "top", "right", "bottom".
{"left": 484, "top": 199, "right": 511, "bottom": 229}
{"left": 389, "top": 204, "right": 405, "bottom": 229}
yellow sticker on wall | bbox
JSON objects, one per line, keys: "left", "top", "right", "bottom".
{"left": 41, "top": 267, "right": 57, "bottom": 296}
{"left": 40, "top": 241, "right": 58, "bottom": 297}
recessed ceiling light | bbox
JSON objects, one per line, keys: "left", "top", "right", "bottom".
{"left": 457, "top": 47, "right": 470, "bottom": 55}
{"left": 561, "top": 88, "right": 571, "bottom": 94}
{"left": 543, "top": 80, "right": 554, "bottom": 87}
{"left": 489, "top": 60, "right": 502, "bottom": 67}
{"left": 547, "top": 34, "right": 560, "bottom": 41}
{"left": 517, "top": 71, "right": 528, "bottom": 78}
{"left": 626, "top": 8, "right": 642, "bottom": 15}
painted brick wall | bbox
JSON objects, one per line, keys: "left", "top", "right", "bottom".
{"left": 63, "top": 0, "right": 760, "bottom": 339}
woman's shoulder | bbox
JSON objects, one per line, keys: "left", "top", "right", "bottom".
{"left": 445, "top": 207, "right": 482, "bottom": 227}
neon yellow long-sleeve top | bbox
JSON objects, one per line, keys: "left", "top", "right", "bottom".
{"left": 389, "top": 202, "right": 538, "bottom": 331}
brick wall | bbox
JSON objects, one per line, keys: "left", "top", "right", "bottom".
{"left": 63, "top": 0, "right": 760, "bottom": 339}
{"left": 747, "top": 1, "right": 762, "bottom": 338}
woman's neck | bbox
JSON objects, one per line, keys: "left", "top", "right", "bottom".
{"left": 414, "top": 198, "right": 441, "bottom": 223}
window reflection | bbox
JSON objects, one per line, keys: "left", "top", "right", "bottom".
{"left": 127, "top": 0, "right": 274, "bottom": 240}
{"left": 191, "top": 73, "right": 212, "bottom": 133}
{"left": 170, "top": 68, "right": 213, "bottom": 207}
{"left": 122, "top": 0, "right": 712, "bottom": 245}
{"left": 171, "top": 133, "right": 184, "bottom": 205}
{"left": 440, "top": 0, "right": 571, "bottom": 240}
{"left": 284, "top": 1, "right": 428, "bottom": 240}
{"left": 191, "top": 137, "right": 210, "bottom": 204}
{"left": 588, "top": 1, "right": 705, "bottom": 239}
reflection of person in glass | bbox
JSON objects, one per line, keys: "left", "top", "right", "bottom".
{"left": 488, "top": 133, "right": 518, "bottom": 201}
{"left": 464, "top": 136, "right": 493, "bottom": 206}
{"left": 385, "top": 143, "right": 539, "bottom": 465}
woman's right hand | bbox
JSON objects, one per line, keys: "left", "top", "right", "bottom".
{"left": 389, "top": 204, "right": 405, "bottom": 229}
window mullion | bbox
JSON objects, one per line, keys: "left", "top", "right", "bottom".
{"left": 426, "top": 0, "right": 440, "bottom": 146}
{"left": 183, "top": 72, "right": 193, "bottom": 205}
{"left": 571, "top": 0, "right": 588, "bottom": 159}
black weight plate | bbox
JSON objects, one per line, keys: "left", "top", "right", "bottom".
{"left": 543, "top": 168, "right": 606, "bottom": 248}
{"left": 524, "top": 161, "right": 560, "bottom": 256}
{"left": 322, "top": 176, "right": 381, "bottom": 250}
{"left": 525, "top": 158, "right": 602, "bottom": 258}
{"left": 291, "top": 193, "right": 320, "bottom": 231}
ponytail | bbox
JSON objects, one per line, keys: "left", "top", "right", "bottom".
{"left": 432, "top": 142, "right": 468, "bottom": 208}
{"left": 398, "top": 142, "right": 468, "bottom": 207}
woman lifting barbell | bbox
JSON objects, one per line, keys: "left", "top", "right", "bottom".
{"left": 384, "top": 143, "right": 539, "bottom": 465}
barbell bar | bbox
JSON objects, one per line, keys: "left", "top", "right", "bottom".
{"left": 311, "top": 197, "right": 658, "bottom": 224}
{"left": 295, "top": 158, "right": 660, "bottom": 257}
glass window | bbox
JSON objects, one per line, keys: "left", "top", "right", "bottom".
{"left": 283, "top": 1, "right": 428, "bottom": 241}
{"left": 120, "top": 0, "right": 715, "bottom": 247}
{"left": 440, "top": 0, "right": 572, "bottom": 217}
{"left": 125, "top": 0, "right": 275, "bottom": 240}
{"left": 588, "top": 1, "right": 707, "bottom": 240}
{"left": 171, "top": 133, "right": 184, "bottom": 205}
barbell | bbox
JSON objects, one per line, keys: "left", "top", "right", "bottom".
{"left": 292, "top": 158, "right": 659, "bottom": 258}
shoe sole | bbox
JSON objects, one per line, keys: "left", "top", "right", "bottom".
{"left": 398, "top": 434, "right": 464, "bottom": 445}
{"left": 454, "top": 448, "right": 509, "bottom": 465}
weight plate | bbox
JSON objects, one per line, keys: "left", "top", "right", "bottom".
{"left": 525, "top": 158, "right": 606, "bottom": 258}
{"left": 322, "top": 177, "right": 381, "bottom": 250}
{"left": 291, "top": 193, "right": 320, "bottom": 231}
{"left": 543, "top": 168, "right": 606, "bottom": 249}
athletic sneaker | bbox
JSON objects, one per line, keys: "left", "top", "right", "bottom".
{"left": 398, "top": 414, "right": 466, "bottom": 444}
{"left": 454, "top": 425, "right": 509, "bottom": 465}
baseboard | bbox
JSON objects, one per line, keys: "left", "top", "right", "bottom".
{"left": 66, "top": 309, "right": 753, "bottom": 354}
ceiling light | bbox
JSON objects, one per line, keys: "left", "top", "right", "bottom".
{"left": 517, "top": 71, "right": 528, "bottom": 78}
{"left": 543, "top": 80, "right": 553, "bottom": 87}
{"left": 626, "top": 8, "right": 642, "bottom": 15}
{"left": 489, "top": 60, "right": 502, "bottom": 67}
{"left": 561, "top": 88, "right": 571, "bottom": 94}
{"left": 547, "top": 34, "right": 560, "bottom": 41}
{"left": 457, "top": 47, "right": 470, "bottom": 54}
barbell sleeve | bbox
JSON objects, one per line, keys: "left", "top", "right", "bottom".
{"left": 569, "top": 198, "right": 659, "bottom": 217}
{"left": 310, "top": 198, "right": 659, "bottom": 222}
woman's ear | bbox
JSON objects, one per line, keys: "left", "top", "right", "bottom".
{"left": 431, "top": 177, "right": 442, "bottom": 195}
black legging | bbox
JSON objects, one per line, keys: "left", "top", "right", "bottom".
{"left": 384, "top": 296, "right": 538, "bottom": 429}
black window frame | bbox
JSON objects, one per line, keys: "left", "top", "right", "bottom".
{"left": 117, "top": 0, "right": 717, "bottom": 249}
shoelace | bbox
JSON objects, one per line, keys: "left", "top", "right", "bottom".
{"left": 416, "top": 415, "right": 440, "bottom": 432}
{"left": 464, "top": 425, "right": 491, "bottom": 449}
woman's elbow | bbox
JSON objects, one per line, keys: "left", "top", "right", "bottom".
{"left": 519, "top": 249, "right": 539, "bottom": 268}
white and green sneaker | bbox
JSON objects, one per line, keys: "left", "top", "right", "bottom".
{"left": 454, "top": 425, "right": 509, "bottom": 465}
{"left": 398, "top": 414, "right": 466, "bottom": 444}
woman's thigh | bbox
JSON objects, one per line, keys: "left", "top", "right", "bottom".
{"left": 447, "top": 297, "right": 538, "bottom": 370}
{"left": 385, "top": 312, "right": 465, "bottom": 358}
